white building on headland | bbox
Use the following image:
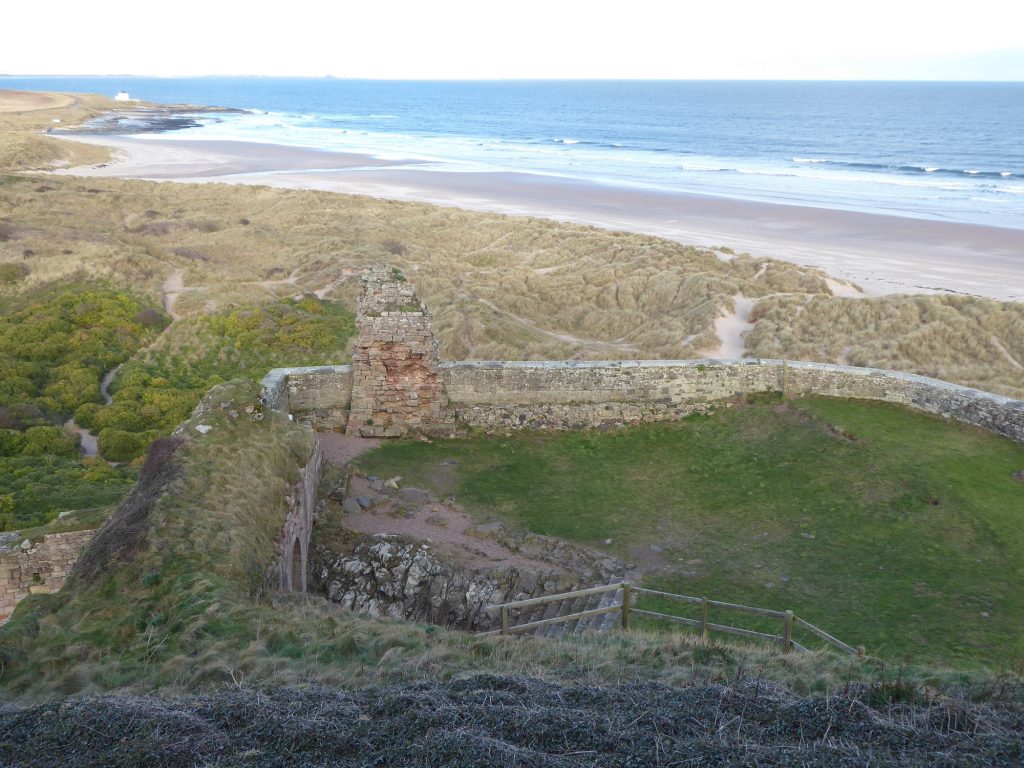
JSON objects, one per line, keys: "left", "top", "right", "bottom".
{"left": 114, "top": 91, "right": 132, "bottom": 102}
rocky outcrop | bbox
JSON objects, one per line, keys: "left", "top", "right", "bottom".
{"left": 310, "top": 535, "right": 580, "bottom": 631}
{"left": 309, "top": 479, "right": 630, "bottom": 633}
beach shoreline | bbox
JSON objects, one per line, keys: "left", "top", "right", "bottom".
{"left": 53, "top": 134, "right": 1024, "bottom": 302}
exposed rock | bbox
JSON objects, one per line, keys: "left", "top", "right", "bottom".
{"left": 310, "top": 535, "right": 572, "bottom": 631}
{"left": 342, "top": 498, "right": 362, "bottom": 515}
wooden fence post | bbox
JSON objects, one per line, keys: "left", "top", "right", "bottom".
{"left": 621, "top": 583, "right": 631, "bottom": 630}
{"left": 701, "top": 597, "right": 709, "bottom": 640}
{"left": 783, "top": 610, "right": 794, "bottom": 653}
{"left": 501, "top": 605, "right": 509, "bottom": 635}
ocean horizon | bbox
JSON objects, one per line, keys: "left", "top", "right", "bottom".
{"left": 5, "top": 76, "right": 1023, "bottom": 230}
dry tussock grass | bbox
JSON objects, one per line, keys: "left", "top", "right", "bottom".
{"left": 0, "top": 90, "right": 113, "bottom": 171}
{"left": 0, "top": 174, "right": 837, "bottom": 359}
{"left": 748, "top": 295, "right": 1024, "bottom": 398}
{"left": 1, "top": 92, "right": 1021, "bottom": 397}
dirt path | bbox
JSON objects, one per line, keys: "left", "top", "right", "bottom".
{"left": 825, "top": 278, "right": 865, "bottom": 298}
{"left": 711, "top": 294, "right": 756, "bottom": 358}
{"left": 317, "top": 432, "right": 381, "bottom": 465}
{"left": 991, "top": 335, "right": 1023, "bottom": 370}
{"left": 477, "top": 297, "right": 639, "bottom": 356}
{"left": 318, "top": 432, "right": 570, "bottom": 571}
{"left": 64, "top": 418, "right": 98, "bottom": 457}
{"left": 340, "top": 474, "right": 570, "bottom": 571}
{"left": 162, "top": 269, "right": 184, "bottom": 319}
{"left": 99, "top": 364, "right": 121, "bottom": 405}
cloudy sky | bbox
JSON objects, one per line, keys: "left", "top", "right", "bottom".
{"left": 5, "top": 0, "right": 1023, "bottom": 79}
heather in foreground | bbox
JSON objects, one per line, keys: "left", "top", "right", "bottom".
{"left": 2, "top": 675, "right": 1022, "bottom": 767}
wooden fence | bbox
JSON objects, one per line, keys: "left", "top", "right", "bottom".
{"left": 480, "top": 582, "right": 860, "bottom": 656}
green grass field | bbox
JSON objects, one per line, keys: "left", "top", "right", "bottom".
{"left": 356, "top": 395, "right": 1024, "bottom": 668}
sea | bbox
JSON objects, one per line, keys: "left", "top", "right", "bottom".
{"left": 3, "top": 77, "right": 1023, "bottom": 229}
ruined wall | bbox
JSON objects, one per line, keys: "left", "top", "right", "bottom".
{"left": 262, "top": 365, "right": 353, "bottom": 431}
{"left": 0, "top": 530, "right": 95, "bottom": 623}
{"left": 345, "top": 266, "right": 453, "bottom": 438}
{"left": 267, "top": 440, "right": 323, "bottom": 594}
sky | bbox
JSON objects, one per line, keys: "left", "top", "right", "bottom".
{"left": 4, "top": 1, "right": 1024, "bottom": 80}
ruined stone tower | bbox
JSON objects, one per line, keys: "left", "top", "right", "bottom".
{"left": 345, "top": 266, "right": 454, "bottom": 438}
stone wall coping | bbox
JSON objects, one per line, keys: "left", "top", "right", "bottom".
{"left": 783, "top": 359, "right": 1023, "bottom": 409}
{"left": 440, "top": 358, "right": 771, "bottom": 371}
{"left": 262, "top": 364, "right": 352, "bottom": 390}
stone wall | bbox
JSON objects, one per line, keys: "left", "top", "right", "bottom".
{"left": 267, "top": 440, "right": 323, "bottom": 594}
{"left": 0, "top": 529, "right": 95, "bottom": 623}
{"left": 264, "top": 357, "right": 1024, "bottom": 443}
{"left": 441, "top": 359, "right": 1024, "bottom": 442}
{"left": 262, "top": 365, "right": 353, "bottom": 431}
{"left": 345, "top": 266, "right": 453, "bottom": 438}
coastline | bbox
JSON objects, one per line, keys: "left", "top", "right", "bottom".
{"left": 54, "top": 134, "right": 1024, "bottom": 302}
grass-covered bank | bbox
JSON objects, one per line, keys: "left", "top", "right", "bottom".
{"left": 2, "top": 382, "right": 979, "bottom": 705}
{"left": 356, "top": 395, "right": 1024, "bottom": 668}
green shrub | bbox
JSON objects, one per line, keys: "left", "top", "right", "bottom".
{"left": 94, "top": 297, "right": 355, "bottom": 436}
{"left": 97, "top": 428, "right": 157, "bottom": 462}
{"left": 72, "top": 402, "right": 102, "bottom": 431}
{"left": 0, "top": 404, "right": 47, "bottom": 431}
{"left": 21, "top": 426, "right": 77, "bottom": 457}
{"left": 0, "top": 429, "right": 26, "bottom": 456}
{"left": 0, "top": 454, "right": 137, "bottom": 531}
{"left": 0, "top": 287, "right": 166, "bottom": 420}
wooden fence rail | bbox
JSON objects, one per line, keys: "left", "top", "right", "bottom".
{"left": 481, "top": 582, "right": 860, "bottom": 656}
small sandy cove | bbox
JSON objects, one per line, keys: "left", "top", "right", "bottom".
{"left": 55, "top": 134, "right": 1024, "bottom": 302}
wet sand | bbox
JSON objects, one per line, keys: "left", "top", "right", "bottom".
{"left": 55, "top": 135, "right": 1024, "bottom": 301}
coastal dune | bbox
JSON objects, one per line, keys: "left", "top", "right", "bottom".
{"left": 57, "top": 134, "right": 1024, "bottom": 302}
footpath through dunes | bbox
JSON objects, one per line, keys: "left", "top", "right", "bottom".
{"left": 3, "top": 676, "right": 1023, "bottom": 767}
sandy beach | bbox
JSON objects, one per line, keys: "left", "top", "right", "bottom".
{"left": 56, "top": 135, "right": 1024, "bottom": 302}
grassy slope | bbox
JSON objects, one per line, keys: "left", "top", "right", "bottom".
{"left": 1, "top": 382, "right": 941, "bottom": 703}
{"left": 356, "top": 395, "right": 1024, "bottom": 668}
{"left": 748, "top": 294, "right": 1024, "bottom": 398}
{"left": 0, "top": 90, "right": 113, "bottom": 172}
